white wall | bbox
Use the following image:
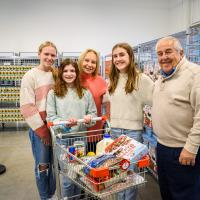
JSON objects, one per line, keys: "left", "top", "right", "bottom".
{"left": 191, "top": 0, "right": 200, "bottom": 26}
{"left": 168, "top": 0, "right": 200, "bottom": 34}
{"left": 0, "top": 0, "right": 171, "bottom": 55}
{"left": 168, "top": 0, "right": 190, "bottom": 34}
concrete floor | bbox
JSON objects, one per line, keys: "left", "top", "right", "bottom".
{"left": 0, "top": 129, "right": 161, "bottom": 200}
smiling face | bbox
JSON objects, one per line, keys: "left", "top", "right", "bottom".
{"left": 62, "top": 64, "right": 76, "bottom": 87}
{"left": 82, "top": 51, "right": 97, "bottom": 75}
{"left": 38, "top": 46, "right": 57, "bottom": 71}
{"left": 112, "top": 47, "right": 130, "bottom": 73}
{"left": 156, "top": 39, "right": 184, "bottom": 73}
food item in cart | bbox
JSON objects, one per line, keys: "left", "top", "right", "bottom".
{"left": 100, "top": 156, "right": 123, "bottom": 168}
{"left": 83, "top": 154, "right": 129, "bottom": 176}
{"left": 68, "top": 146, "right": 76, "bottom": 161}
{"left": 74, "top": 140, "right": 85, "bottom": 157}
{"left": 87, "top": 151, "right": 96, "bottom": 156}
{"left": 102, "top": 172, "right": 145, "bottom": 193}
{"left": 83, "top": 154, "right": 116, "bottom": 174}
{"left": 105, "top": 135, "right": 148, "bottom": 163}
{"left": 106, "top": 135, "right": 131, "bottom": 152}
{"left": 80, "top": 169, "right": 128, "bottom": 192}
{"left": 81, "top": 155, "right": 96, "bottom": 163}
{"left": 96, "top": 133, "right": 114, "bottom": 155}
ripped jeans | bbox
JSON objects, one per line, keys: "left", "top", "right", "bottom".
{"left": 29, "top": 129, "right": 56, "bottom": 200}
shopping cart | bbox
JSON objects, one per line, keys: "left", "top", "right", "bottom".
{"left": 48, "top": 116, "right": 149, "bottom": 200}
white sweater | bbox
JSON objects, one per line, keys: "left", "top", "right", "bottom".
{"left": 107, "top": 73, "right": 154, "bottom": 130}
{"left": 152, "top": 57, "right": 200, "bottom": 154}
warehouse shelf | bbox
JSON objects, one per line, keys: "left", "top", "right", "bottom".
{"left": 0, "top": 64, "right": 28, "bottom": 128}
{"left": 0, "top": 52, "right": 17, "bottom": 65}
{"left": 0, "top": 108, "right": 24, "bottom": 122}
{"left": 61, "top": 52, "right": 81, "bottom": 61}
{"left": 0, "top": 53, "right": 35, "bottom": 128}
{"left": 188, "top": 26, "right": 200, "bottom": 64}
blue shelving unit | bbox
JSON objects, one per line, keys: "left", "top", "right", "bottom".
{"left": 188, "top": 27, "right": 200, "bottom": 65}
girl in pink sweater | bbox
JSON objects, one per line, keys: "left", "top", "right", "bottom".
{"left": 20, "top": 41, "right": 57, "bottom": 200}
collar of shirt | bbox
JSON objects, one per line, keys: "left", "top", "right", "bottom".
{"left": 161, "top": 67, "right": 176, "bottom": 78}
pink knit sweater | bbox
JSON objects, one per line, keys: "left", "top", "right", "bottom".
{"left": 81, "top": 72, "right": 107, "bottom": 140}
{"left": 20, "top": 67, "right": 54, "bottom": 138}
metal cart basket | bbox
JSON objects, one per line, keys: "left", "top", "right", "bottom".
{"left": 49, "top": 117, "right": 149, "bottom": 200}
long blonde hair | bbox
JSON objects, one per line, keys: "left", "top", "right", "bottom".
{"left": 78, "top": 49, "right": 100, "bottom": 76}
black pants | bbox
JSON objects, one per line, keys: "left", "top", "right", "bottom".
{"left": 156, "top": 143, "right": 200, "bottom": 200}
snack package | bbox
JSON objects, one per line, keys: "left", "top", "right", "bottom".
{"left": 83, "top": 154, "right": 117, "bottom": 175}
{"left": 105, "top": 135, "right": 148, "bottom": 164}
{"left": 81, "top": 135, "right": 148, "bottom": 193}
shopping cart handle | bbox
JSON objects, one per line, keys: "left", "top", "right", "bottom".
{"left": 47, "top": 116, "right": 107, "bottom": 127}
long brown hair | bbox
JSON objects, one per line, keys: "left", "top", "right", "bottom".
{"left": 108, "top": 43, "right": 140, "bottom": 94}
{"left": 78, "top": 49, "right": 100, "bottom": 76}
{"left": 54, "top": 59, "right": 84, "bottom": 98}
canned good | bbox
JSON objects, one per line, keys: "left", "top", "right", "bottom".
{"left": 68, "top": 146, "right": 76, "bottom": 161}
{"left": 74, "top": 141, "right": 85, "bottom": 158}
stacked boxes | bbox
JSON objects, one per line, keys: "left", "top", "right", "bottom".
{"left": 0, "top": 108, "right": 24, "bottom": 122}
{"left": 0, "top": 65, "right": 32, "bottom": 124}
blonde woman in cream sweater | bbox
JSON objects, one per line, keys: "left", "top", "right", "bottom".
{"left": 105, "top": 42, "right": 154, "bottom": 200}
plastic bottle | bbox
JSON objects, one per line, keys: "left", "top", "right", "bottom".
{"left": 96, "top": 133, "right": 114, "bottom": 156}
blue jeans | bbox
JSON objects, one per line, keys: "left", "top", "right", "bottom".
{"left": 56, "top": 137, "right": 83, "bottom": 199}
{"left": 29, "top": 129, "right": 56, "bottom": 200}
{"left": 111, "top": 128, "right": 143, "bottom": 200}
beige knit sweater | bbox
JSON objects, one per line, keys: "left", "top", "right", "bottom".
{"left": 152, "top": 57, "right": 200, "bottom": 154}
{"left": 106, "top": 73, "right": 154, "bottom": 130}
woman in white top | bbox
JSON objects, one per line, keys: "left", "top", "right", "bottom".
{"left": 106, "top": 42, "right": 154, "bottom": 200}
